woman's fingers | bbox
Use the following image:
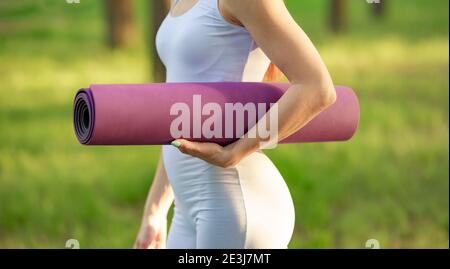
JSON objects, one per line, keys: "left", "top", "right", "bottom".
{"left": 133, "top": 239, "right": 142, "bottom": 249}
{"left": 154, "top": 240, "right": 163, "bottom": 249}
{"left": 152, "top": 231, "right": 162, "bottom": 249}
{"left": 147, "top": 241, "right": 157, "bottom": 249}
{"left": 172, "top": 139, "right": 200, "bottom": 155}
{"left": 171, "top": 139, "right": 233, "bottom": 167}
{"left": 172, "top": 139, "right": 219, "bottom": 158}
{"left": 159, "top": 233, "right": 167, "bottom": 249}
{"left": 134, "top": 240, "right": 144, "bottom": 249}
{"left": 145, "top": 231, "right": 161, "bottom": 249}
{"left": 134, "top": 220, "right": 168, "bottom": 249}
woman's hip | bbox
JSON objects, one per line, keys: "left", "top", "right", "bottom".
{"left": 163, "top": 146, "right": 294, "bottom": 211}
{"left": 164, "top": 147, "right": 295, "bottom": 247}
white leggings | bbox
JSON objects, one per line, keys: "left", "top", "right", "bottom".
{"left": 162, "top": 146, "right": 296, "bottom": 249}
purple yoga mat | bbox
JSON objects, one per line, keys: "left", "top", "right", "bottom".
{"left": 73, "top": 82, "right": 359, "bottom": 145}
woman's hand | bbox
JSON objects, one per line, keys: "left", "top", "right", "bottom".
{"left": 171, "top": 139, "right": 241, "bottom": 169}
{"left": 134, "top": 215, "right": 167, "bottom": 249}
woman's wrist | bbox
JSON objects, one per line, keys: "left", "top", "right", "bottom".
{"left": 225, "top": 137, "right": 260, "bottom": 166}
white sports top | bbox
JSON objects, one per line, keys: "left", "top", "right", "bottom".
{"left": 156, "top": 0, "right": 271, "bottom": 83}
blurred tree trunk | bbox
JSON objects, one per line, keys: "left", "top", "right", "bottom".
{"left": 104, "top": 0, "right": 136, "bottom": 49}
{"left": 150, "top": 0, "right": 171, "bottom": 82}
{"left": 330, "top": 0, "right": 346, "bottom": 33}
{"left": 372, "top": 0, "right": 385, "bottom": 17}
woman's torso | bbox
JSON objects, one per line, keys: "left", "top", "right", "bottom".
{"left": 157, "top": 1, "right": 295, "bottom": 248}
{"left": 156, "top": 0, "right": 274, "bottom": 184}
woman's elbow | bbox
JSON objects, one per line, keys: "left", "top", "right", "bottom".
{"left": 292, "top": 73, "right": 337, "bottom": 109}
{"left": 313, "top": 78, "right": 337, "bottom": 109}
{"left": 320, "top": 84, "right": 337, "bottom": 107}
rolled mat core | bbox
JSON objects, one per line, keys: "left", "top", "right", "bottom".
{"left": 73, "top": 82, "right": 359, "bottom": 146}
{"left": 74, "top": 89, "right": 95, "bottom": 144}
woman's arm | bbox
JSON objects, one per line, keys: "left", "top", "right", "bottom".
{"left": 134, "top": 150, "right": 174, "bottom": 249}
{"left": 141, "top": 152, "right": 173, "bottom": 219}
{"left": 171, "top": 0, "right": 336, "bottom": 167}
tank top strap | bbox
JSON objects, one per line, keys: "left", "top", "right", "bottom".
{"left": 172, "top": 0, "right": 217, "bottom": 8}
{"left": 201, "top": 0, "right": 219, "bottom": 10}
{"left": 201, "top": 0, "right": 237, "bottom": 27}
{"left": 170, "top": 0, "right": 218, "bottom": 15}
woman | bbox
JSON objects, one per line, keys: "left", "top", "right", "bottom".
{"left": 134, "top": 0, "right": 336, "bottom": 249}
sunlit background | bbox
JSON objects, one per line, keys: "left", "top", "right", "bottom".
{"left": 0, "top": 0, "right": 448, "bottom": 248}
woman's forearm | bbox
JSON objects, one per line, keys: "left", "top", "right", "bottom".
{"left": 226, "top": 81, "right": 336, "bottom": 163}
{"left": 141, "top": 150, "right": 174, "bottom": 223}
{"left": 218, "top": 0, "right": 338, "bottom": 163}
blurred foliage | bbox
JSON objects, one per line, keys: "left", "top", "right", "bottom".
{"left": 0, "top": 0, "right": 448, "bottom": 248}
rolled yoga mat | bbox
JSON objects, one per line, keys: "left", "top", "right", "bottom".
{"left": 73, "top": 82, "right": 359, "bottom": 146}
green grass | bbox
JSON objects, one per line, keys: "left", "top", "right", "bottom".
{"left": 0, "top": 0, "right": 448, "bottom": 248}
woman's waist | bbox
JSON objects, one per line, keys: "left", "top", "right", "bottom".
{"left": 161, "top": 145, "right": 267, "bottom": 177}
{"left": 162, "top": 145, "right": 287, "bottom": 191}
